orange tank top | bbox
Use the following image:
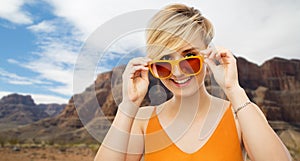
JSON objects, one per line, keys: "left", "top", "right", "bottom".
{"left": 144, "top": 106, "right": 244, "bottom": 161}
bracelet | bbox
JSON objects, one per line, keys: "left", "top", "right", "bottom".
{"left": 234, "top": 100, "right": 251, "bottom": 116}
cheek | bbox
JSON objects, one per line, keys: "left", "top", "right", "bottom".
{"left": 195, "top": 65, "right": 207, "bottom": 83}
{"left": 160, "top": 79, "right": 169, "bottom": 89}
{"left": 159, "top": 65, "right": 207, "bottom": 93}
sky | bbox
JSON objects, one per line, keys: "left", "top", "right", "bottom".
{"left": 0, "top": 0, "right": 299, "bottom": 104}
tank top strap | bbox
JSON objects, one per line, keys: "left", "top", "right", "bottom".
{"left": 145, "top": 106, "right": 174, "bottom": 153}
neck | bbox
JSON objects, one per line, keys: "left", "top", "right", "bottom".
{"left": 164, "top": 84, "right": 211, "bottom": 119}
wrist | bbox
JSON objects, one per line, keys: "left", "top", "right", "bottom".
{"left": 224, "top": 84, "right": 243, "bottom": 96}
{"left": 118, "top": 100, "right": 139, "bottom": 118}
{"left": 224, "top": 86, "right": 250, "bottom": 110}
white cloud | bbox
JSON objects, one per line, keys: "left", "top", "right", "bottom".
{"left": 44, "top": 0, "right": 300, "bottom": 65}
{"left": 18, "top": 40, "right": 78, "bottom": 96}
{"left": 45, "top": 0, "right": 197, "bottom": 39}
{"left": 13, "top": 18, "right": 81, "bottom": 96}
{"left": 30, "top": 93, "right": 68, "bottom": 104}
{"left": 107, "top": 31, "right": 146, "bottom": 56}
{"left": 198, "top": 0, "right": 300, "bottom": 65}
{"left": 7, "top": 59, "right": 19, "bottom": 64}
{"left": 0, "top": 91, "right": 68, "bottom": 104}
{"left": 0, "top": 67, "right": 50, "bottom": 85}
{"left": 4, "top": 0, "right": 299, "bottom": 98}
{"left": 0, "top": 0, "right": 33, "bottom": 24}
{"left": 27, "top": 20, "right": 56, "bottom": 33}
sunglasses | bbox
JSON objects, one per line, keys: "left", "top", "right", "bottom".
{"left": 148, "top": 55, "right": 204, "bottom": 79}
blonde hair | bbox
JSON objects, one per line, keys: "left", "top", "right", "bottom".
{"left": 146, "top": 4, "right": 214, "bottom": 59}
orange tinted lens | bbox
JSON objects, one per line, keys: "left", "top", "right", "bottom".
{"left": 151, "top": 62, "right": 171, "bottom": 78}
{"left": 179, "top": 57, "right": 201, "bottom": 74}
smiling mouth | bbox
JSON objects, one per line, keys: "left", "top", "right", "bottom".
{"left": 171, "top": 77, "right": 192, "bottom": 85}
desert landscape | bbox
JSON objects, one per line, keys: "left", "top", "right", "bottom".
{"left": 0, "top": 145, "right": 97, "bottom": 161}
{"left": 0, "top": 57, "right": 300, "bottom": 161}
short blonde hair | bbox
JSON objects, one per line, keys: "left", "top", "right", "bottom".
{"left": 146, "top": 4, "right": 214, "bottom": 59}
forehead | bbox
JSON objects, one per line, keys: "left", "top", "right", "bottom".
{"left": 159, "top": 36, "right": 206, "bottom": 58}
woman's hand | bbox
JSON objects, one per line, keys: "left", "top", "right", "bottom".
{"left": 122, "top": 57, "right": 152, "bottom": 107}
{"left": 202, "top": 47, "right": 240, "bottom": 93}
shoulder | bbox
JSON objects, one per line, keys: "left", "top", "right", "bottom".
{"left": 212, "top": 96, "right": 238, "bottom": 122}
{"left": 214, "top": 97, "right": 242, "bottom": 142}
{"left": 134, "top": 106, "right": 156, "bottom": 134}
{"left": 136, "top": 106, "right": 156, "bottom": 119}
{"left": 211, "top": 96, "right": 231, "bottom": 111}
{"left": 211, "top": 96, "right": 242, "bottom": 140}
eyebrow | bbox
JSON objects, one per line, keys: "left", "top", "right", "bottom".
{"left": 161, "top": 47, "right": 199, "bottom": 58}
{"left": 181, "top": 47, "right": 198, "bottom": 54}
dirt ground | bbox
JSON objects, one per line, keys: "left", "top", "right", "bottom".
{"left": 0, "top": 145, "right": 296, "bottom": 161}
{"left": 0, "top": 146, "right": 96, "bottom": 161}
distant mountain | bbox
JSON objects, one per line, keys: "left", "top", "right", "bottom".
{"left": 1, "top": 57, "right": 300, "bottom": 146}
{"left": 237, "top": 57, "right": 300, "bottom": 125}
{"left": 0, "top": 93, "right": 65, "bottom": 130}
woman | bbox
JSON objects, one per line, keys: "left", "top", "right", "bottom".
{"left": 95, "top": 3, "right": 291, "bottom": 161}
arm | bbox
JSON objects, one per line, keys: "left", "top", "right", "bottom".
{"left": 226, "top": 86, "right": 291, "bottom": 161}
{"left": 125, "top": 108, "right": 148, "bottom": 161}
{"left": 94, "top": 101, "right": 139, "bottom": 161}
{"left": 94, "top": 57, "right": 151, "bottom": 161}
{"left": 204, "top": 47, "right": 292, "bottom": 161}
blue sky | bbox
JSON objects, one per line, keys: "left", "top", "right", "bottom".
{"left": 0, "top": 0, "right": 300, "bottom": 104}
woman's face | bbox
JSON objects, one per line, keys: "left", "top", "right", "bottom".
{"left": 156, "top": 37, "right": 207, "bottom": 97}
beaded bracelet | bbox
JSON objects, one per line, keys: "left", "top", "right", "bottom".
{"left": 234, "top": 100, "right": 251, "bottom": 116}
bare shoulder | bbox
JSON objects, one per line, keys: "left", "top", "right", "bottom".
{"left": 134, "top": 106, "right": 156, "bottom": 133}
{"left": 211, "top": 96, "right": 231, "bottom": 110}
{"left": 212, "top": 96, "right": 242, "bottom": 141}
{"left": 136, "top": 106, "right": 156, "bottom": 119}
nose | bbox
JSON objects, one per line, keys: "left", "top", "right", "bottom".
{"left": 172, "top": 63, "right": 184, "bottom": 77}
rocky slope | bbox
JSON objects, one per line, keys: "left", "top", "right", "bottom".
{"left": 0, "top": 94, "right": 65, "bottom": 128}
{"left": 1, "top": 57, "right": 300, "bottom": 158}
{"left": 238, "top": 58, "right": 300, "bottom": 126}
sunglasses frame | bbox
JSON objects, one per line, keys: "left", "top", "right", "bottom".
{"left": 148, "top": 55, "right": 204, "bottom": 79}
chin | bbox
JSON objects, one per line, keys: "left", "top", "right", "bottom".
{"left": 161, "top": 67, "right": 207, "bottom": 98}
{"left": 162, "top": 76, "right": 204, "bottom": 97}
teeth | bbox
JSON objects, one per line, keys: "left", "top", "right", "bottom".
{"left": 173, "top": 77, "right": 190, "bottom": 84}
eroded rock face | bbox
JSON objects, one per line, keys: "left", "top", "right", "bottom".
{"left": 235, "top": 57, "right": 300, "bottom": 126}
{"left": 0, "top": 94, "right": 65, "bottom": 126}
{"left": 44, "top": 57, "right": 300, "bottom": 135}
{"left": 261, "top": 58, "right": 300, "bottom": 91}
{"left": 237, "top": 57, "right": 264, "bottom": 90}
{"left": 62, "top": 57, "right": 299, "bottom": 161}
{"left": 1, "top": 57, "right": 299, "bottom": 152}
{"left": 0, "top": 93, "right": 35, "bottom": 106}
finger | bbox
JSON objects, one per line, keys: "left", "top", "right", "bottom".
{"left": 124, "top": 58, "right": 150, "bottom": 74}
{"left": 129, "top": 66, "right": 149, "bottom": 79}
{"left": 199, "top": 48, "right": 213, "bottom": 58}
{"left": 208, "top": 48, "right": 218, "bottom": 60}
{"left": 204, "top": 58, "right": 217, "bottom": 73}
{"left": 130, "top": 65, "right": 149, "bottom": 74}
{"left": 216, "top": 51, "right": 226, "bottom": 64}
{"left": 215, "top": 47, "right": 234, "bottom": 58}
{"left": 141, "top": 69, "right": 149, "bottom": 81}
{"left": 214, "top": 46, "right": 234, "bottom": 62}
{"left": 216, "top": 48, "right": 235, "bottom": 64}
{"left": 132, "top": 70, "right": 141, "bottom": 79}
{"left": 129, "top": 57, "right": 152, "bottom": 66}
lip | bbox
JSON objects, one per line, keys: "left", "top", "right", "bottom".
{"left": 170, "top": 76, "right": 192, "bottom": 87}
